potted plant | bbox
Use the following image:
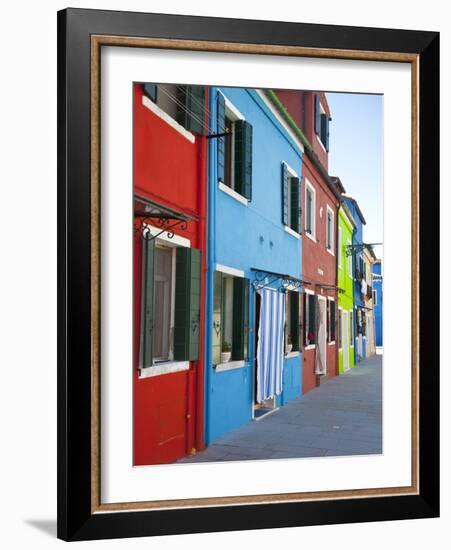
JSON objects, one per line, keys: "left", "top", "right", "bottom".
{"left": 286, "top": 333, "right": 293, "bottom": 354}
{"left": 221, "top": 341, "right": 232, "bottom": 364}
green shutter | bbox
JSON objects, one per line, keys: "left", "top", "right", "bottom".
{"left": 143, "top": 83, "right": 157, "bottom": 102}
{"left": 290, "top": 291, "right": 300, "bottom": 351}
{"left": 141, "top": 237, "right": 155, "bottom": 367}
{"left": 234, "top": 119, "right": 253, "bottom": 200}
{"left": 217, "top": 93, "right": 226, "bottom": 184}
{"left": 232, "top": 277, "right": 249, "bottom": 361}
{"left": 176, "top": 86, "right": 205, "bottom": 135}
{"left": 212, "top": 271, "right": 222, "bottom": 365}
{"left": 281, "top": 163, "right": 289, "bottom": 226}
{"left": 315, "top": 95, "right": 321, "bottom": 135}
{"left": 174, "top": 248, "right": 201, "bottom": 361}
{"left": 290, "top": 176, "right": 301, "bottom": 233}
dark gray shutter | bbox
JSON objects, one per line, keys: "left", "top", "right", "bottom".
{"left": 303, "top": 292, "right": 307, "bottom": 347}
{"left": 321, "top": 114, "right": 328, "bottom": 148}
{"left": 281, "top": 163, "right": 289, "bottom": 226}
{"left": 309, "top": 294, "right": 317, "bottom": 344}
{"left": 143, "top": 83, "right": 157, "bottom": 102}
{"left": 290, "top": 177, "right": 301, "bottom": 233}
{"left": 290, "top": 292, "right": 300, "bottom": 351}
{"left": 232, "top": 277, "right": 248, "bottom": 360}
{"left": 174, "top": 247, "right": 201, "bottom": 361}
{"left": 315, "top": 95, "right": 321, "bottom": 135}
{"left": 141, "top": 237, "right": 155, "bottom": 367}
{"left": 176, "top": 86, "right": 205, "bottom": 135}
{"left": 330, "top": 301, "right": 336, "bottom": 342}
{"left": 212, "top": 271, "right": 222, "bottom": 365}
{"left": 217, "top": 93, "right": 226, "bottom": 184}
{"left": 234, "top": 120, "right": 253, "bottom": 200}
{"left": 326, "top": 116, "right": 330, "bottom": 151}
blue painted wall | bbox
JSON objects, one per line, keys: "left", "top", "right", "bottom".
{"left": 344, "top": 197, "right": 366, "bottom": 363}
{"left": 373, "top": 261, "right": 383, "bottom": 346}
{"left": 205, "top": 88, "right": 303, "bottom": 445}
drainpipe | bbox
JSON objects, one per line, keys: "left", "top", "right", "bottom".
{"left": 195, "top": 88, "right": 208, "bottom": 453}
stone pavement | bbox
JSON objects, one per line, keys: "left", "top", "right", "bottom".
{"left": 178, "top": 354, "right": 382, "bottom": 463}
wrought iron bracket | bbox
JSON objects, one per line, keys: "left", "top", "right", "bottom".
{"left": 251, "top": 268, "right": 303, "bottom": 292}
{"left": 346, "top": 242, "right": 383, "bottom": 257}
{"left": 135, "top": 215, "right": 188, "bottom": 241}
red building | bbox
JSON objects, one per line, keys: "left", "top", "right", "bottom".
{"left": 276, "top": 91, "right": 345, "bottom": 393}
{"left": 133, "top": 83, "right": 207, "bottom": 464}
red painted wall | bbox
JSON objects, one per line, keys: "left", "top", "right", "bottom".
{"left": 133, "top": 84, "right": 207, "bottom": 465}
{"left": 276, "top": 90, "right": 338, "bottom": 394}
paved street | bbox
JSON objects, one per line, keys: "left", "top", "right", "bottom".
{"left": 179, "top": 354, "right": 382, "bottom": 463}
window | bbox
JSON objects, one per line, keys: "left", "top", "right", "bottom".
{"left": 143, "top": 83, "right": 206, "bottom": 135}
{"left": 326, "top": 206, "right": 334, "bottom": 253}
{"left": 347, "top": 240, "right": 353, "bottom": 276}
{"left": 314, "top": 94, "right": 330, "bottom": 151}
{"left": 217, "top": 93, "right": 252, "bottom": 200}
{"left": 212, "top": 271, "right": 249, "bottom": 364}
{"left": 140, "top": 239, "right": 201, "bottom": 369}
{"left": 373, "top": 289, "right": 377, "bottom": 305}
{"left": 350, "top": 310, "right": 354, "bottom": 346}
{"left": 304, "top": 293, "right": 317, "bottom": 346}
{"left": 285, "top": 291, "right": 301, "bottom": 353}
{"left": 327, "top": 300, "right": 336, "bottom": 343}
{"left": 281, "top": 163, "right": 301, "bottom": 233}
{"left": 338, "top": 228, "right": 342, "bottom": 268}
{"left": 305, "top": 182, "right": 316, "bottom": 238}
{"left": 338, "top": 309, "right": 342, "bottom": 349}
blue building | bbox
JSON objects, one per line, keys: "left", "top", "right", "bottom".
{"left": 205, "top": 87, "right": 304, "bottom": 445}
{"left": 343, "top": 196, "right": 367, "bottom": 363}
{"left": 372, "top": 260, "right": 383, "bottom": 347}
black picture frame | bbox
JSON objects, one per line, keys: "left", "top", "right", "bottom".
{"left": 57, "top": 7, "right": 439, "bottom": 541}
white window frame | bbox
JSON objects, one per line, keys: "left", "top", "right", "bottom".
{"left": 327, "top": 296, "right": 336, "bottom": 345}
{"left": 139, "top": 225, "right": 192, "bottom": 378}
{"left": 338, "top": 227, "right": 342, "bottom": 269}
{"left": 338, "top": 306, "right": 343, "bottom": 351}
{"left": 142, "top": 93, "right": 195, "bottom": 144}
{"left": 326, "top": 205, "right": 335, "bottom": 255}
{"left": 304, "top": 288, "right": 316, "bottom": 351}
{"left": 350, "top": 309, "right": 355, "bottom": 347}
{"left": 304, "top": 179, "right": 316, "bottom": 242}
{"left": 316, "top": 100, "right": 327, "bottom": 152}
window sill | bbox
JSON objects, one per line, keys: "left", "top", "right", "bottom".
{"left": 316, "top": 133, "right": 327, "bottom": 153}
{"left": 305, "top": 231, "right": 316, "bottom": 243}
{"left": 285, "top": 351, "right": 300, "bottom": 359}
{"left": 304, "top": 344, "right": 316, "bottom": 351}
{"left": 139, "top": 361, "right": 190, "bottom": 379}
{"left": 142, "top": 95, "right": 195, "bottom": 144}
{"left": 328, "top": 341, "right": 336, "bottom": 346}
{"left": 326, "top": 247, "right": 335, "bottom": 257}
{"left": 284, "top": 226, "right": 301, "bottom": 239}
{"left": 214, "top": 360, "right": 246, "bottom": 372}
{"left": 218, "top": 182, "right": 249, "bottom": 205}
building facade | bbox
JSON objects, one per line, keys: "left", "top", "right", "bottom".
{"left": 337, "top": 202, "right": 356, "bottom": 373}
{"left": 133, "top": 83, "right": 208, "bottom": 464}
{"left": 363, "top": 246, "right": 377, "bottom": 357}
{"left": 372, "top": 260, "right": 383, "bottom": 348}
{"left": 204, "top": 87, "right": 304, "bottom": 445}
{"left": 343, "top": 196, "right": 367, "bottom": 363}
{"left": 275, "top": 90, "right": 343, "bottom": 393}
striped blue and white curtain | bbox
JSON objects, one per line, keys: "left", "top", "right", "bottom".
{"left": 256, "top": 288, "right": 286, "bottom": 403}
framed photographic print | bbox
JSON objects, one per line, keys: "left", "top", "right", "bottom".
{"left": 57, "top": 8, "right": 439, "bottom": 541}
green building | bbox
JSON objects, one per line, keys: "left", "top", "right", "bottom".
{"left": 337, "top": 203, "right": 356, "bottom": 373}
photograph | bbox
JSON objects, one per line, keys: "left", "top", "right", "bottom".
{"left": 133, "top": 83, "right": 384, "bottom": 466}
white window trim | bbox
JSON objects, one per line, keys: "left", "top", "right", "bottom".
{"left": 142, "top": 94, "right": 195, "bottom": 144}
{"left": 216, "top": 263, "right": 245, "bottom": 278}
{"left": 284, "top": 225, "right": 301, "bottom": 239}
{"left": 350, "top": 309, "right": 355, "bottom": 347}
{"left": 338, "top": 306, "right": 343, "bottom": 351}
{"left": 304, "top": 179, "right": 317, "bottom": 241}
{"left": 326, "top": 205, "right": 335, "bottom": 256}
{"left": 218, "top": 181, "right": 249, "bottom": 205}
{"left": 316, "top": 132, "right": 327, "bottom": 153}
{"left": 304, "top": 345, "right": 316, "bottom": 351}
{"left": 338, "top": 227, "right": 343, "bottom": 269}
{"left": 316, "top": 100, "right": 327, "bottom": 152}
{"left": 285, "top": 351, "right": 300, "bottom": 359}
{"left": 304, "top": 288, "right": 315, "bottom": 295}
{"left": 327, "top": 296, "right": 336, "bottom": 345}
{"left": 215, "top": 360, "right": 245, "bottom": 372}
{"left": 347, "top": 239, "right": 353, "bottom": 277}
{"left": 221, "top": 92, "right": 245, "bottom": 121}
{"left": 139, "top": 361, "right": 190, "bottom": 379}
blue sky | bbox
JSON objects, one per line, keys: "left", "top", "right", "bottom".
{"left": 326, "top": 92, "right": 383, "bottom": 260}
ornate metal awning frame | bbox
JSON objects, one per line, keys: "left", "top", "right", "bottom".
{"left": 346, "top": 243, "right": 383, "bottom": 257}
{"left": 251, "top": 268, "right": 309, "bottom": 291}
{"left": 134, "top": 196, "right": 197, "bottom": 241}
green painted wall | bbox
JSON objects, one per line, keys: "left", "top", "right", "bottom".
{"left": 337, "top": 206, "right": 355, "bottom": 374}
